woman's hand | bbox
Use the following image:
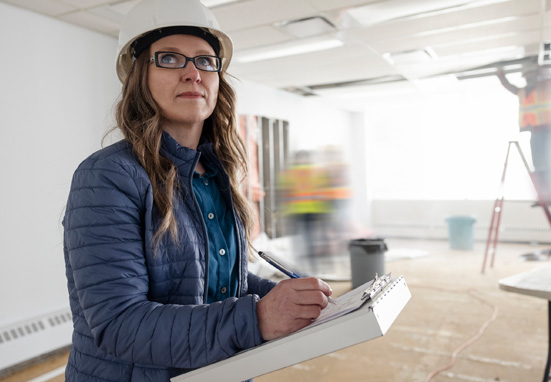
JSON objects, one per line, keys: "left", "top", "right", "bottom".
{"left": 256, "top": 277, "right": 333, "bottom": 341}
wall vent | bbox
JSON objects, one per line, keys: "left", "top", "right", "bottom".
{"left": 503, "top": 226, "right": 551, "bottom": 233}
{"left": 0, "top": 308, "right": 73, "bottom": 372}
{"left": 0, "top": 311, "right": 71, "bottom": 345}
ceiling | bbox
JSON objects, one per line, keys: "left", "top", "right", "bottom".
{"left": 2, "top": 0, "right": 550, "bottom": 106}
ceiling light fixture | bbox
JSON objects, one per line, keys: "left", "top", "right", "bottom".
{"left": 407, "top": 0, "right": 510, "bottom": 19}
{"left": 414, "top": 16, "right": 516, "bottom": 37}
{"left": 277, "top": 16, "right": 336, "bottom": 38}
{"left": 235, "top": 36, "right": 343, "bottom": 63}
{"left": 344, "top": 0, "right": 510, "bottom": 27}
{"left": 383, "top": 48, "right": 438, "bottom": 66}
{"left": 201, "top": 0, "right": 241, "bottom": 8}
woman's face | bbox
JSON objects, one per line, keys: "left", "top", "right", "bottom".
{"left": 147, "top": 34, "right": 219, "bottom": 130}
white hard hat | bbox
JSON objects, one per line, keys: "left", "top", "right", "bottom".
{"left": 116, "top": 0, "right": 233, "bottom": 83}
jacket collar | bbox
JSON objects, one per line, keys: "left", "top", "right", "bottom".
{"left": 161, "top": 131, "right": 198, "bottom": 162}
{"left": 160, "top": 131, "right": 223, "bottom": 178}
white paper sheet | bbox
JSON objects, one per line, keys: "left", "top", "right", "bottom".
{"left": 304, "top": 278, "right": 376, "bottom": 329}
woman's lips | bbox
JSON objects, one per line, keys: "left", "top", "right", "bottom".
{"left": 177, "top": 92, "right": 203, "bottom": 98}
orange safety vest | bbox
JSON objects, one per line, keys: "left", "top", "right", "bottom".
{"left": 280, "top": 164, "right": 330, "bottom": 215}
{"left": 518, "top": 80, "right": 551, "bottom": 130}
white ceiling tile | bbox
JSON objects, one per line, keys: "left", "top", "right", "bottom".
{"left": 108, "top": 0, "right": 140, "bottom": 16}
{"left": 232, "top": 44, "right": 396, "bottom": 87}
{"left": 351, "top": 0, "right": 541, "bottom": 46}
{"left": 414, "top": 47, "right": 527, "bottom": 77}
{"left": 1, "top": 0, "right": 76, "bottom": 16}
{"left": 306, "top": 0, "right": 381, "bottom": 13}
{"left": 343, "top": 0, "right": 482, "bottom": 27}
{"left": 433, "top": 30, "right": 543, "bottom": 57}
{"left": 59, "top": 10, "right": 120, "bottom": 35}
{"left": 416, "top": 0, "right": 541, "bottom": 28}
{"left": 367, "top": 14, "right": 542, "bottom": 55}
{"left": 213, "top": 0, "right": 319, "bottom": 32}
{"left": 231, "top": 26, "right": 293, "bottom": 51}
{"left": 89, "top": 5, "right": 125, "bottom": 24}
{"left": 58, "top": 0, "right": 112, "bottom": 10}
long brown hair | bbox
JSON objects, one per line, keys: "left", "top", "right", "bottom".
{"left": 114, "top": 51, "right": 254, "bottom": 247}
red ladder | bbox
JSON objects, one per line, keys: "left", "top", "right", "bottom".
{"left": 482, "top": 140, "right": 551, "bottom": 273}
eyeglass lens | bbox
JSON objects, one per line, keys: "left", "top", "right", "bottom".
{"left": 154, "top": 52, "right": 221, "bottom": 72}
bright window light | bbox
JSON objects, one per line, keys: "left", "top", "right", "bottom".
{"left": 364, "top": 76, "right": 534, "bottom": 200}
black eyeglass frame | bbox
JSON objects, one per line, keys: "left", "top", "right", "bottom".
{"left": 149, "top": 51, "right": 222, "bottom": 72}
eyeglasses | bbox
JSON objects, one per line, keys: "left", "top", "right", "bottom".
{"left": 149, "top": 51, "right": 221, "bottom": 72}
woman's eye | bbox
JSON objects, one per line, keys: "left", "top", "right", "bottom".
{"left": 197, "top": 56, "right": 214, "bottom": 67}
{"left": 159, "top": 54, "right": 177, "bottom": 65}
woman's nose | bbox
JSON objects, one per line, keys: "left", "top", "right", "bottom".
{"left": 181, "top": 63, "right": 201, "bottom": 83}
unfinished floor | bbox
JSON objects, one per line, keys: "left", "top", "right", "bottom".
{"left": 1, "top": 238, "right": 550, "bottom": 382}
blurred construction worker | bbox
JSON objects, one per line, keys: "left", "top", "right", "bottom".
{"left": 280, "top": 150, "right": 331, "bottom": 267}
{"left": 497, "top": 65, "right": 551, "bottom": 203}
{"left": 321, "top": 145, "right": 352, "bottom": 251}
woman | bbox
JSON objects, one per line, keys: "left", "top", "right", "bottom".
{"left": 62, "top": 0, "right": 332, "bottom": 381}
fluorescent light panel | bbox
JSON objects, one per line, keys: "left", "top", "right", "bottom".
{"left": 414, "top": 16, "right": 517, "bottom": 37}
{"left": 346, "top": 0, "right": 475, "bottom": 26}
{"left": 346, "top": 0, "right": 510, "bottom": 26}
{"left": 407, "top": 0, "right": 511, "bottom": 19}
{"left": 201, "top": 0, "right": 241, "bottom": 7}
{"left": 236, "top": 37, "right": 343, "bottom": 63}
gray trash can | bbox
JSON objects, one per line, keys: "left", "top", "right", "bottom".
{"left": 349, "top": 238, "right": 388, "bottom": 289}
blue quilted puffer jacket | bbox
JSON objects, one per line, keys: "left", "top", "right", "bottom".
{"left": 63, "top": 132, "right": 276, "bottom": 382}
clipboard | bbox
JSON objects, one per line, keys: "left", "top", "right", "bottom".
{"left": 172, "top": 275, "right": 411, "bottom": 382}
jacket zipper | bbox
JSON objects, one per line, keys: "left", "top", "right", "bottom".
{"left": 188, "top": 152, "right": 211, "bottom": 303}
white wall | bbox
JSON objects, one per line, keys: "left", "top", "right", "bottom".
{"left": 0, "top": 2, "right": 120, "bottom": 328}
{"left": 371, "top": 199, "right": 551, "bottom": 243}
{"left": 233, "top": 78, "right": 355, "bottom": 152}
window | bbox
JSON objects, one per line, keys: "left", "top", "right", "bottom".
{"left": 365, "top": 76, "right": 536, "bottom": 200}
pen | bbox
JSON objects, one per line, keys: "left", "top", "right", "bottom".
{"left": 258, "top": 251, "right": 336, "bottom": 305}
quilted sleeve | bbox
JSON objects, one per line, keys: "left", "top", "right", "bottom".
{"left": 63, "top": 155, "right": 263, "bottom": 368}
{"left": 246, "top": 272, "right": 277, "bottom": 298}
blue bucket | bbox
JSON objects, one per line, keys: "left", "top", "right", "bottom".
{"left": 445, "top": 216, "right": 476, "bottom": 250}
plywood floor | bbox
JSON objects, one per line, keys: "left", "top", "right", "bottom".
{"left": 2, "top": 239, "right": 550, "bottom": 382}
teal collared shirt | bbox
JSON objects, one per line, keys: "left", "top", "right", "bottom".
{"left": 192, "top": 166, "right": 239, "bottom": 303}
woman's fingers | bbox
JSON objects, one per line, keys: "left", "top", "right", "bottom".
{"left": 256, "top": 277, "right": 333, "bottom": 341}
